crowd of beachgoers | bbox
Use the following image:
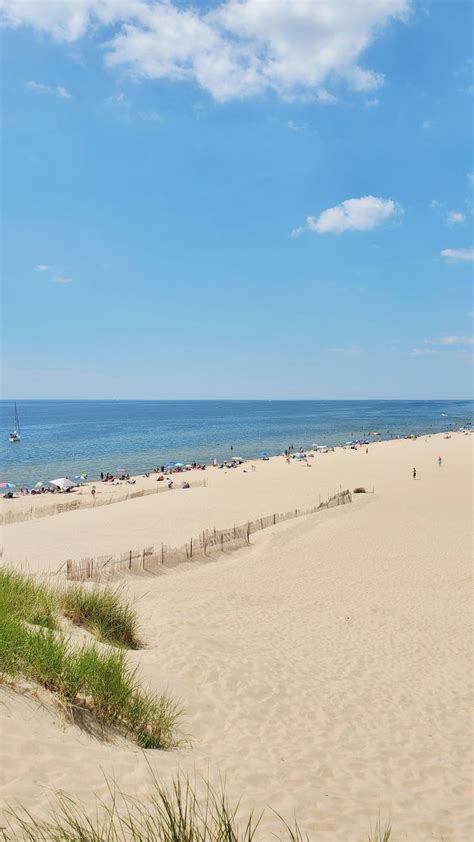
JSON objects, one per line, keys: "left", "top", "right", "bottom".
{"left": 2, "top": 425, "right": 472, "bottom": 499}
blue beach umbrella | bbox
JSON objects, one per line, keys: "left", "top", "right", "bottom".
{"left": 0, "top": 482, "right": 15, "bottom": 489}
{"left": 174, "top": 462, "right": 184, "bottom": 468}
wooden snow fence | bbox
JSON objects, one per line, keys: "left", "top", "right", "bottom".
{"left": 65, "top": 489, "right": 352, "bottom": 581}
{"left": 1, "top": 479, "right": 207, "bottom": 525}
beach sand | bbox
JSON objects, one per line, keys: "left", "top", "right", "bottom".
{"left": 0, "top": 432, "right": 472, "bottom": 839}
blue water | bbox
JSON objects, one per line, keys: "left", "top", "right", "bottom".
{"left": 0, "top": 400, "right": 472, "bottom": 487}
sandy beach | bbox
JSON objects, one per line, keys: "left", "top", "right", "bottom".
{"left": 1, "top": 431, "right": 472, "bottom": 840}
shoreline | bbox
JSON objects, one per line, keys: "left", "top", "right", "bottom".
{"left": 2, "top": 430, "right": 472, "bottom": 574}
{"left": 1, "top": 427, "right": 471, "bottom": 519}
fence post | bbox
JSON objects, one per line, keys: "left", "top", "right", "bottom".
{"left": 190, "top": 538, "right": 193, "bottom": 559}
{"left": 161, "top": 543, "right": 164, "bottom": 565}
{"left": 129, "top": 549, "right": 132, "bottom": 570}
{"left": 221, "top": 533, "right": 224, "bottom": 552}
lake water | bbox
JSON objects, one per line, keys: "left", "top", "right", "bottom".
{"left": 1, "top": 400, "right": 472, "bottom": 487}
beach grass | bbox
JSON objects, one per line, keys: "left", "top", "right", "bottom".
{"left": 59, "top": 584, "right": 141, "bottom": 649}
{"left": 0, "top": 570, "right": 181, "bottom": 749}
{"left": 0, "top": 568, "right": 57, "bottom": 630}
{"left": 4, "top": 774, "right": 265, "bottom": 841}
{"left": 3, "top": 773, "right": 395, "bottom": 841}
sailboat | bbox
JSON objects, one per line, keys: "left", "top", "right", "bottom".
{"left": 9, "top": 402, "right": 21, "bottom": 442}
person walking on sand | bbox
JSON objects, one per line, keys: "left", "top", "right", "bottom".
{"left": 438, "top": 456, "right": 442, "bottom": 467}
{"left": 91, "top": 485, "right": 96, "bottom": 501}
{"left": 413, "top": 467, "right": 417, "bottom": 480}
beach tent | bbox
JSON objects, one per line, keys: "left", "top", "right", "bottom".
{"left": 49, "top": 478, "right": 75, "bottom": 492}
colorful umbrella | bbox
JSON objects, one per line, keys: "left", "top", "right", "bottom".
{"left": 0, "top": 482, "right": 15, "bottom": 489}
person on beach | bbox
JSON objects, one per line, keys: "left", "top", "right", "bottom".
{"left": 438, "top": 456, "right": 442, "bottom": 467}
{"left": 100, "top": 472, "right": 104, "bottom": 481}
{"left": 167, "top": 479, "right": 173, "bottom": 489}
{"left": 91, "top": 486, "right": 96, "bottom": 500}
{"left": 413, "top": 468, "right": 417, "bottom": 480}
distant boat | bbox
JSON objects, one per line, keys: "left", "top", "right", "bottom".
{"left": 9, "top": 402, "right": 21, "bottom": 442}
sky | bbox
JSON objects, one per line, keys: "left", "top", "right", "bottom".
{"left": 1, "top": 0, "right": 473, "bottom": 400}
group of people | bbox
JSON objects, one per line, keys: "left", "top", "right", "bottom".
{"left": 100, "top": 471, "right": 133, "bottom": 482}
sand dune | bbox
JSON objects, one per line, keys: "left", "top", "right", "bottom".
{"left": 1, "top": 432, "right": 472, "bottom": 839}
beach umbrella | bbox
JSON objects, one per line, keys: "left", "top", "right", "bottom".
{"left": 74, "top": 475, "right": 87, "bottom": 482}
{"left": 34, "top": 481, "right": 45, "bottom": 488}
{"left": 0, "top": 482, "right": 15, "bottom": 489}
{"left": 49, "top": 478, "right": 75, "bottom": 491}
{"left": 116, "top": 468, "right": 126, "bottom": 474}
{"left": 174, "top": 462, "right": 184, "bottom": 468}
{"left": 259, "top": 451, "right": 268, "bottom": 458}
{"left": 231, "top": 456, "right": 243, "bottom": 462}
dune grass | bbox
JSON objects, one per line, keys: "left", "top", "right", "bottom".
{"left": 3, "top": 773, "right": 395, "bottom": 841}
{"left": 0, "top": 569, "right": 181, "bottom": 748}
{"left": 59, "top": 584, "right": 140, "bottom": 649}
{"left": 0, "top": 568, "right": 57, "bottom": 630}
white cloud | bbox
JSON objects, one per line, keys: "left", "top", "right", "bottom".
{"left": 35, "top": 264, "right": 49, "bottom": 272}
{"left": 52, "top": 274, "right": 73, "bottom": 284}
{"left": 440, "top": 248, "right": 474, "bottom": 263}
{"left": 365, "top": 97, "right": 380, "bottom": 107}
{"left": 447, "top": 211, "right": 466, "bottom": 226}
{"left": 3, "top": 0, "right": 411, "bottom": 102}
{"left": 422, "top": 119, "right": 434, "bottom": 130}
{"left": 26, "top": 80, "right": 72, "bottom": 98}
{"left": 430, "top": 199, "right": 442, "bottom": 209}
{"left": 316, "top": 88, "right": 338, "bottom": 104}
{"left": 296, "top": 195, "right": 402, "bottom": 235}
{"left": 440, "top": 335, "right": 474, "bottom": 346}
{"left": 410, "top": 348, "right": 437, "bottom": 356}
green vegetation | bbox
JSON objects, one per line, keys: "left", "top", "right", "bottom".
{"left": 0, "top": 569, "right": 181, "bottom": 749}
{"left": 59, "top": 584, "right": 140, "bottom": 648}
{"left": 0, "top": 568, "right": 57, "bottom": 629}
{"left": 3, "top": 774, "right": 394, "bottom": 841}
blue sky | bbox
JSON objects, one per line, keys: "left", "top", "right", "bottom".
{"left": 1, "top": 0, "right": 473, "bottom": 399}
